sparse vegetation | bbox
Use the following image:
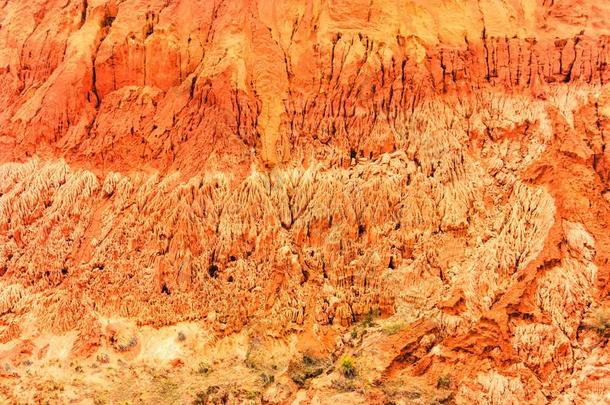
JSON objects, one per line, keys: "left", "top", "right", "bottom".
{"left": 582, "top": 306, "right": 610, "bottom": 337}
{"left": 383, "top": 321, "right": 405, "bottom": 335}
{"left": 361, "top": 308, "right": 380, "bottom": 328}
{"left": 331, "top": 378, "right": 356, "bottom": 392}
{"left": 112, "top": 332, "right": 138, "bottom": 352}
{"left": 246, "top": 390, "right": 261, "bottom": 400}
{"left": 244, "top": 344, "right": 260, "bottom": 369}
{"left": 340, "top": 355, "right": 356, "bottom": 378}
{"left": 260, "top": 373, "right": 275, "bottom": 386}
{"left": 154, "top": 375, "right": 178, "bottom": 400}
{"left": 103, "top": 16, "right": 115, "bottom": 27}
{"left": 244, "top": 356, "right": 258, "bottom": 369}
{"left": 405, "top": 391, "right": 422, "bottom": 399}
{"left": 194, "top": 385, "right": 261, "bottom": 403}
{"left": 288, "top": 354, "right": 328, "bottom": 387}
{"left": 437, "top": 375, "right": 451, "bottom": 389}
{"left": 93, "top": 395, "right": 107, "bottom": 405}
{"left": 193, "top": 391, "right": 207, "bottom": 405}
{"left": 96, "top": 353, "right": 110, "bottom": 364}
{"left": 196, "top": 361, "right": 210, "bottom": 375}
{"left": 47, "top": 380, "right": 64, "bottom": 392}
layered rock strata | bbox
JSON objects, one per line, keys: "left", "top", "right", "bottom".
{"left": 1, "top": 0, "right": 610, "bottom": 403}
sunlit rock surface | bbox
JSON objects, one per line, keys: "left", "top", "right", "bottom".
{"left": 1, "top": 0, "right": 610, "bottom": 403}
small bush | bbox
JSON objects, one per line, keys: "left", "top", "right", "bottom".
{"left": 103, "top": 16, "right": 115, "bottom": 27}
{"left": 583, "top": 307, "right": 610, "bottom": 337}
{"left": 303, "top": 354, "right": 316, "bottom": 365}
{"left": 115, "top": 336, "right": 137, "bottom": 352}
{"left": 260, "top": 373, "right": 275, "bottom": 386}
{"left": 96, "top": 353, "right": 110, "bottom": 364}
{"left": 192, "top": 391, "right": 206, "bottom": 405}
{"left": 197, "top": 362, "right": 210, "bottom": 375}
{"left": 437, "top": 375, "right": 451, "bottom": 389}
{"left": 288, "top": 354, "right": 327, "bottom": 387}
{"left": 244, "top": 357, "right": 258, "bottom": 369}
{"left": 246, "top": 390, "right": 260, "bottom": 400}
{"left": 340, "top": 356, "right": 356, "bottom": 378}
{"left": 361, "top": 308, "right": 379, "bottom": 328}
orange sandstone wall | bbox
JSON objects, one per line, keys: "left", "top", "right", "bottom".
{"left": 1, "top": 0, "right": 610, "bottom": 403}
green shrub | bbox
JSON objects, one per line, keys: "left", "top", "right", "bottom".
{"left": 340, "top": 356, "right": 356, "bottom": 379}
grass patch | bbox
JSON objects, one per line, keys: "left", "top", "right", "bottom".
{"left": 152, "top": 375, "right": 179, "bottom": 401}
{"left": 383, "top": 321, "right": 405, "bottom": 335}
{"left": 93, "top": 396, "right": 107, "bottom": 405}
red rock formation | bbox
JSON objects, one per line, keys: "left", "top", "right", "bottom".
{"left": 1, "top": 0, "right": 610, "bottom": 403}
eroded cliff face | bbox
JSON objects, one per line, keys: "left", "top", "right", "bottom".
{"left": 1, "top": 0, "right": 610, "bottom": 403}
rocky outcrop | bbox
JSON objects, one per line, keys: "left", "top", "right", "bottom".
{"left": 1, "top": 0, "right": 610, "bottom": 403}
{"left": 2, "top": 0, "right": 610, "bottom": 171}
